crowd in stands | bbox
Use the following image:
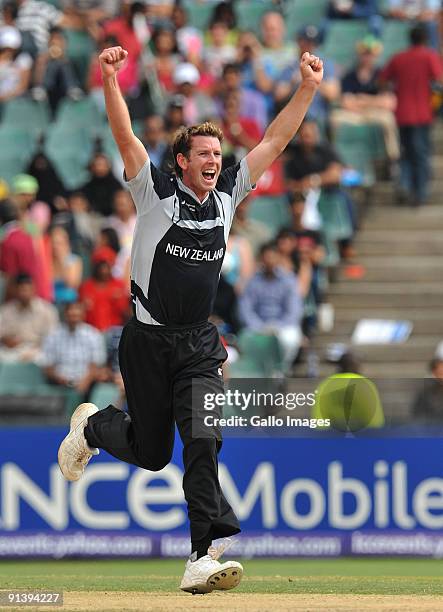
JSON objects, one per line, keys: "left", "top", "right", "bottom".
{"left": 0, "top": 0, "right": 442, "bottom": 417}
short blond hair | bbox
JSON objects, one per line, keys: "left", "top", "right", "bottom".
{"left": 172, "top": 122, "right": 223, "bottom": 177}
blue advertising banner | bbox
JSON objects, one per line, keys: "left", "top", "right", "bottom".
{"left": 0, "top": 428, "right": 443, "bottom": 557}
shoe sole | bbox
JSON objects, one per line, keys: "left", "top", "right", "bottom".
{"left": 58, "top": 403, "right": 98, "bottom": 481}
{"left": 181, "top": 566, "right": 243, "bottom": 594}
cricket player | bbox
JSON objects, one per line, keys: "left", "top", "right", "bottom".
{"left": 58, "top": 46, "right": 323, "bottom": 594}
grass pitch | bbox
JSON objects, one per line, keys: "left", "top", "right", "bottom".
{"left": 1, "top": 558, "right": 443, "bottom": 594}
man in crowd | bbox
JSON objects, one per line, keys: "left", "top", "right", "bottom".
{"left": 0, "top": 273, "right": 58, "bottom": 362}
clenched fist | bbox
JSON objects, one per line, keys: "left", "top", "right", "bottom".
{"left": 300, "top": 52, "right": 323, "bottom": 87}
{"left": 99, "top": 46, "right": 128, "bottom": 79}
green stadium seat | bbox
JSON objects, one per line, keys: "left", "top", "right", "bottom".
{"left": 285, "top": 0, "right": 329, "bottom": 37}
{"left": 98, "top": 124, "right": 121, "bottom": 164}
{"left": 380, "top": 20, "right": 411, "bottom": 64}
{"left": 0, "top": 126, "right": 38, "bottom": 184}
{"left": 55, "top": 96, "right": 103, "bottom": 132}
{"left": 64, "top": 29, "right": 96, "bottom": 88}
{"left": 317, "top": 191, "right": 353, "bottom": 241}
{"left": 1, "top": 97, "right": 50, "bottom": 135}
{"left": 247, "top": 195, "right": 291, "bottom": 235}
{"left": 90, "top": 382, "right": 120, "bottom": 409}
{"left": 0, "top": 362, "right": 46, "bottom": 394}
{"left": 334, "top": 123, "right": 378, "bottom": 186}
{"left": 183, "top": 0, "right": 214, "bottom": 31}
{"left": 322, "top": 233, "right": 340, "bottom": 267}
{"left": 238, "top": 329, "right": 284, "bottom": 377}
{"left": 44, "top": 125, "right": 93, "bottom": 189}
{"left": 320, "top": 20, "right": 369, "bottom": 70}
{"left": 236, "top": 0, "right": 275, "bottom": 32}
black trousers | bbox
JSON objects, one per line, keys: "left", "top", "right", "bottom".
{"left": 84, "top": 317, "right": 240, "bottom": 543}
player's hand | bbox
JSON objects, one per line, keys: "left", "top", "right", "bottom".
{"left": 300, "top": 52, "right": 323, "bottom": 87}
{"left": 99, "top": 46, "right": 128, "bottom": 79}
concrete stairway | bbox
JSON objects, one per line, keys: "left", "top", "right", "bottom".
{"left": 306, "top": 120, "right": 443, "bottom": 421}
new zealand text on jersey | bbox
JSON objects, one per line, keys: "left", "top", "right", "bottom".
{"left": 165, "top": 242, "right": 224, "bottom": 262}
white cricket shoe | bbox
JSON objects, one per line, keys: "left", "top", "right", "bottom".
{"left": 180, "top": 538, "right": 243, "bottom": 594}
{"left": 58, "top": 403, "right": 100, "bottom": 481}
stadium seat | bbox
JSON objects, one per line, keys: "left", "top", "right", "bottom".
{"left": 90, "top": 382, "right": 120, "bottom": 409}
{"left": 247, "top": 196, "right": 291, "bottom": 235}
{"left": 44, "top": 124, "right": 93, "bottom": 189}
{"left": 182, "top": 0, "right": 214, "bottom": 31}
{"left": 380, "top": 20, "right": 411, "bottom": 64}
{"left": 334, "top": 123, "right": 378, "bottom": 186}
{"left": 322, "top": 232, "right": 340, "bottom": 267}
{"left": 98, "top": 124, "right": 121, "bottom": 164}
{"left": 55, "top": 96, "right": 103, "bottom": 132}
{"left": 238, "top": 329, "right": 284, "bottom": 377}
{"left": 0, "top": 126, "right": 38, "bottom": 184}
{"left": 320, "top": 20, "right": 369, "bottom": 70}
{"left": 317, "top": 191, "right": 353, "bottom": 241}
{"left": 0, "top": 362, "right": 46, "bottom": 394}
{"left": 236, "top": 0, "right": 275, "bottom": 32}
{"left": 285, "top": 0, "right": 329, "bottom": 37}
{"left": 1, "top": 97, "right": 50, "bottom": 135}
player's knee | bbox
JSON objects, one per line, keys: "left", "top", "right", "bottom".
{"left": 135, "top": 449, "right": 172, "bottom": 471}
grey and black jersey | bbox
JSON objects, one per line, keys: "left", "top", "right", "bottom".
{"left": 125, "top": 157, "right": 252, "bottom": 326}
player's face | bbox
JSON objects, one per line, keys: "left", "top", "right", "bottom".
{"left": 181, "top": 136, "right": 222, "bottom": 199}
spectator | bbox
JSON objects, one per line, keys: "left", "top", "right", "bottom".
{"left": 275, "top": 26, "right": 339, "bottom": 127}
{"left": 327, "top": 0, "right": 381, "bottom": 36}
{"left": 0, "top": 25, "right": 32, "bottom": 105}
{"left": 412, "top": 358, "right": 443, "bottom": 422}
{"left": 380, "top": 25, "right": 443, "bottom": 206}
{"left": 52, "top": 191, "right": 98, "bottom": 254}
{"left": 0, "top": 273, "right": 58, "bottom": 362}
{"left": 104, "top": 189, "right": 136, "bottom": 252}
{"left": 170, "top": 3, "right": 203, "bottom": 64}
{"left": 204, "top": 20, "right": 236, "bottom": 79}
{"left": 102, "top": 0, "right": 143, "bottom": 66}
{"left": 164, "top": 93, "right": 185, "bottom": 134}
{"left": 275, "top": 228, "right": 314, "bottom": 300}
{"left": 222, "top": 226, "right": 255, "bottom": 296}
{"left": 41, "top": 300, "right": 106, "bottom": 399}
{"left": 150, "top": 25, "right": 181, "bottom": 95}
{"left": 331, "top": 35, "right": 399, "bottom": 163}
{"left": 221, "top": 90, "right": 262, "bottom": 158}
{"left": 231, "top": 194, "right": 272, "bottom": 255}
{"left": 141, "top": 114, "right": 169, "bottom": 169}
{"left": 0, "top": 199, "right": 47, "bottom": 301}
{"left": 260, "top": 11, "right": 295, "bottom": 75}
{"left": 81, "top": 152, "right": 122, "bottom": 216}
{"left": 287, "top": 192, "right": 326, "bottom": 270}
{"left": 50, "top": 224, "right": 83, "bottom": 304}
{"left": 79, "top": 246, "right": 129, "bottom": 331}
{"left": 32, "top": 26, "right": 82, "bottom": 115}
{"left": 27, "top": 151, "right": 66, "bottom": 214}
{"left": 285, "top": 120, "right": 342, "bottom": 193}
{"left": 97, "top": 226, "right": 120, "bottom": 254}
{"left": 171, "top": 61, "right": 217, "bottom": 124}
{"left": 14, "top": 0, "right": 68, "bottom": 53}
{"left": 215, "top": 62, "right": 267, "bottom": 132}
{"left": 387, "top": 0, "right": 440, "bottom": 50}
{"left": 239, "top": 242, "right": 303, "bottom": 372}
{"left": 88, "top": 34, "right": 136, "bottom": 112}
{"left": 248, "top": 12, "right": 296, "bottom": 116}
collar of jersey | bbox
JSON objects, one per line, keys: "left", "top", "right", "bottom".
{"left": 176, "top": 177, "right": 210, "bottom": 206}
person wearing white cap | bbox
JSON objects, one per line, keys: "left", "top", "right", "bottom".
{"left": 0, "top": 25, "right": 32, "bottom": 102}
{"left": 171, "top": 61, "right": 217, "bottom": 125}
{"left": 58, "top": 43, "right": 323, "bottom": 595}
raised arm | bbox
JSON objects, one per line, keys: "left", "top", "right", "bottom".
{"left": 246, "top": 52, "right": 323, "bottom": 185}
{"left": 99, "top": 46, "right": 148, "bottom": 180}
